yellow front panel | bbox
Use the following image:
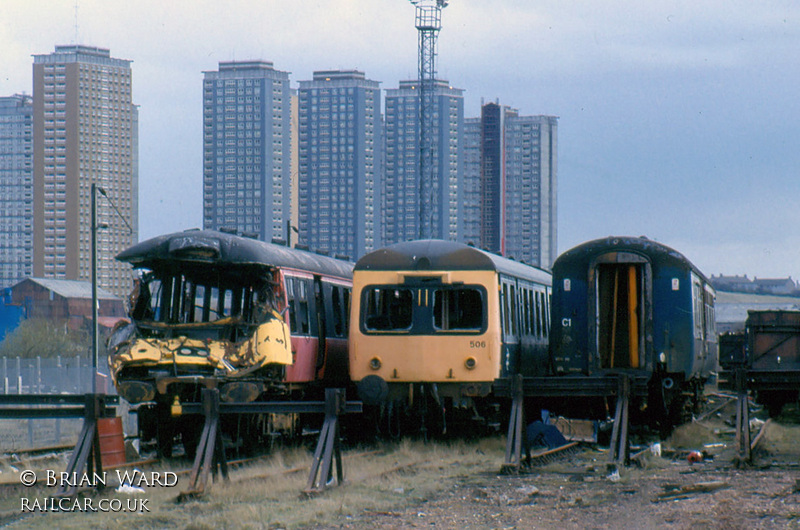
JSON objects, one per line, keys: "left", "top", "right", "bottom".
{"left": 109, "top": 313, "right": 292, "bottom": 384}
{"left": 349, "top": 270, "right": 502, "bottom": 383}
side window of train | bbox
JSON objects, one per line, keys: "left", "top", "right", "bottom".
{"left": 525, "top": 287, "right": 535, "bottom": 337}
{"left": 692, "top": 280, "right": 703, "bottom": 339}
{"left": 343, "top": 288, "right": 351, "bottom": 329}
{"left": 363, "top": 287, "right": 413, "bottom": 332}
{"left": 501, "top": 283, "right": 510, "bottom": 334}
{"left": 521, "top": 288, "right": 530, "bottom": 335}
{"left": 296, "top": 279, "right": 311, "bottom": 334}
{"left": 544, "top": 289, "right": 551, "bottom": 337}
{"left": 285, "top": 277, "right": 311, "bottom": 335}
{"left": 330, "top": 285, "right": 345, "bottom": 338}
{"left": 510, "top": 284, "right": 517, "bottom": 336}
{"left": 704, "top": 288, "right": 717, "bottom": 340}
{"left": 500, "top": 279, "right": 518, "bottom": 338}
{"left": 537, "top": 291, "right": 546, "bottom": 338}
{"left": 286, "top": 277, "right": 298, "bottom": 333}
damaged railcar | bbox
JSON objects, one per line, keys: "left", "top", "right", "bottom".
{"left": 107, "top": 229, "right": 353, "bottom": 456}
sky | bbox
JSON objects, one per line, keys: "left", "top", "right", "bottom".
{"left": 2, "top": 0, "right": 799, "bottom": 280}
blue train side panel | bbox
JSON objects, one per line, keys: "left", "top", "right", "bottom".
{"left": 550, "top": 274, "right": 590, "bottom": 374}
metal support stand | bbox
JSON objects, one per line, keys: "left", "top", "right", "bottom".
{"left": 608, "top": 375, "right": 631, "bottom": 466}
{"left": 304, "top": 388, "right": 345, "bottom": 494}
{"left": 502, "top": 374, "right": 526, "bottom": 473}
{"left": 56, "top": 394, "right": 111, "bottom": 497}
{"left": 735, "top": 366, "right": 752, "bottom": 464}
{"left": 180, "top": 388, "right": 229, "bottom": 499}
{"left": 173, "top": 389, "right": 360, "bottom": 497}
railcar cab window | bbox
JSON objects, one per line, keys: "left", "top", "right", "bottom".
{"left": 130, "top": 268, "right": 279, "bottom": 327}
{"left": 361, "top": 285, "right": 486, "bottom": 334}
{"left": 433, "top": 288, "right": 483, "bottom": 331}
{"left": 363, "top": 288, "right": 413, "bottom": 331}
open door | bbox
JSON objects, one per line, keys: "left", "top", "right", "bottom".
{"left": 596, "top": 262, "right": 644, "bottom": 369}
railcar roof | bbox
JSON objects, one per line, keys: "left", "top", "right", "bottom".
{"left": 554, "top": 236, "right": 709, "bottom": 283}
{"left": 355, "top": 239, "right": 551, "bottom": 284}
{"left": 116, "top": 229, "right": 353, "bottom": 279}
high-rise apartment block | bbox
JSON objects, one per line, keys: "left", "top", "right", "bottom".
{"left": 297, "top": 70, "right": 381, "bottom": 260}
{"left": 383, "top": 79, "right": 463, "bottom": 244}
{"left": 0, "top": 95, "right": 34, "bottom": 289}
{"left": 32, "top": 45, "right": 138, "bottom": 297}
{"left": 202, "top": 61, "right": 292, "bottom": 243}
{"left": 460, "top": 116, "right": 482, "bottom": 246}
{"left": 462, "top": 102, "right": 557, "bottom": 268}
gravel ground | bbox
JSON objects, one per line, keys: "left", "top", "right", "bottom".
{"left": 330, "top": 403, "right": 800, "bottom": 530}
{"left": 339, "top": 462, "right": 799, "bottom": 529}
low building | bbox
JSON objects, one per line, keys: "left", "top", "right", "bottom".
{"left": 752, "top": 277, "right": 799, "bottom": 296}
{"left": 8, "top": 277, "right": 125, "bottom": 332}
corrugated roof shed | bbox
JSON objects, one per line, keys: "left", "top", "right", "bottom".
{"left": 21, "top": 278, "right": 120, "bottom": 301}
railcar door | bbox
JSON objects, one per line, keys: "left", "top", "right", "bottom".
{"left": 284, "top": 273, "right": 319, "bottom": 383}
{"left": 499, "top": 275, "right": 520, "bottom": 376}
{"left": 593, "top": 255, "right": 650, "bottom": 371}
{"left": 315, "top": 277, "right": 350, "bottom": 385}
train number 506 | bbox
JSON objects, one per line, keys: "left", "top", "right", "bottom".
{"left": 469, "top": 340, "right": 486, "bottom": 348}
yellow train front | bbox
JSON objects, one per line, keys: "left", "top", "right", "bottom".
{"left": 350, "top": 240, "right": 552, "bottom": 436}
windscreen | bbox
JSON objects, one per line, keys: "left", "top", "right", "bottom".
{"left": 131, "top": 266, "right": 277, "bottom": 326}
{"left": 361, "top": 285, "right": 485, "bottom": 334}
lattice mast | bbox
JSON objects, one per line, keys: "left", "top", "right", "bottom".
{"left": 410, "top": 0, "right": 448, "bottom": 239}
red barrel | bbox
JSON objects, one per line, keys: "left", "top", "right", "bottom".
{"left": 97, "top": 417, "right": 126, "bottom": 468}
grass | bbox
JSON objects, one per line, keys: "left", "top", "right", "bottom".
{"left": 1, "top": 436, "right": 508, "bottom": 529}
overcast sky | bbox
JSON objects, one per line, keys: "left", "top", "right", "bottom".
{"left": 2, "top": 1, "right": 799, "bottom": 279}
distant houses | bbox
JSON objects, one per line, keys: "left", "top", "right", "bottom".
{"left": 712, "top": 274, "right": 800, "bottom": 333}
{"left": 710, "top": 274, "right": 800, "bottom": 296}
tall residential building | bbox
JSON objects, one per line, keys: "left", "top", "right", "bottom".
{"left": 32, "top": 45, "right": 138, "bottom": 298}
{"left": 462, "top": 102, "right": 558, "bottom": 268}
{"left": 461, "top": 117, "right": 481, "bottom": 246}
{"left": 203, "top": 61, "right": 292, "bottom": 242}
{"left": 290, "top": 89, "right": 299, "bottom": 246}
{"left": 0, "top": 95, "right": 33, "bottom": 288}
{"left": 297, "top": 70, "right": 381, "bottom": 260}
{"left": 383, "top": 79, "right": 463, "bottom": 244}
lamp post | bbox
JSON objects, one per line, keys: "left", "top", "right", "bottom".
{"left": 90, "top": 183, "right": 132, "bottom": 394}
{"left": 91, "top": 183, "right": 99, "bottom": 394}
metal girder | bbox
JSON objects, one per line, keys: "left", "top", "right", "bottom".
{"left": 0, "top": 393, "right": 118, "bottom": 419}
{"left": 0, "top": 394, "right": 119, "bottom": 405}
{"left": 493, "top": 374, "right": 650, "bottom": 398}
{"left": 179, "top": 400, "right": 362, "bottom": 416}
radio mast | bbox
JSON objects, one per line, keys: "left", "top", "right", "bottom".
{"left": 409, "top": 0, "right": 448, "bottom": 239}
